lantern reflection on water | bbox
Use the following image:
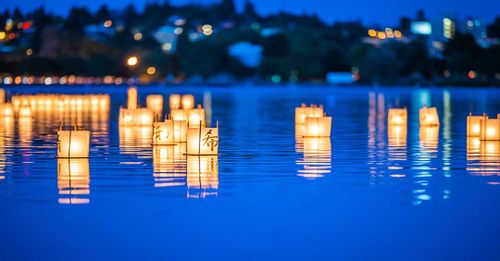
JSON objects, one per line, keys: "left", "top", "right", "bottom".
{"left": 169, "top": 94, "right": 181, "bottom": 110}
{"left": 153, "top": 120, "right": 174, "bottom": 145}
{"left": 127, "top": 87, "right": 138, "bottom": 109}
{"left": 146, "top": 95, "right": 163, "bottom": 119}
{"left": 57, "top": 127, "right": 90, "bottom": 158}
{"left": 419, "top": 126, "right": 439, "bottom": 149}
{"left": 295, "top": 104, "right": 323, "bottom": 125}
{"left": 57, "top": 158, "right": 90, "bottom": 204}
{"left": 419, "top": 106, "right": 440, "bottom": 126}
{"left": 467, "top": 139, "right": 500, "bottom": 176}
{"left": 467, "top": 114, "right": 488, "bottom": 137}
{"left": 181, "top": 94, "right": 195, "bottom": 109}
{"left": 0, "top": 88, "right": 4, "bottom": 104}
{"left": 304, "top": 116, "right": 331, "bottom": 137}
{"left": 297, "top": 137, "right": 332, "bottom": 179}
{"left": 187, "top": 156, "right": 219, "bottom": 193}
{"left": 388, "top": 124, "right": 407, "bottom": 147}
{"left": 119, "top": 107, "right": 154, "bottom": 126}
{"left": 480, "top": 118, "right": 500, "bottom": 141}
{"left": 18, "top": 105, "right": 32, "bottom": 118}
{"left": 0, "top": 103, "right": 14, "bottom": 117}
{"left": 153, "top": 146, "right": 186, "bottom": 187}
{"left": 119, "top": 126, "right": 152, "bottom": 154}
{"left": 186, "top": 124, "right": 219, "bottom": 155}
{"left": 388, "top": 108, "right": 407, "bottom": 126}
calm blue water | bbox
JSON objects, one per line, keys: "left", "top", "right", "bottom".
{"left": 0, "top": 86, "right": 499, "bottom": 260}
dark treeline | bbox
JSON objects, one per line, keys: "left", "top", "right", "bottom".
{"left": 0, "top": 0, "right": 499, "bottom": 85}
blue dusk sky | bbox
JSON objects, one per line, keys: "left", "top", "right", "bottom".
{"left": 0, "top": 0, "right": 498, "bottom": 25}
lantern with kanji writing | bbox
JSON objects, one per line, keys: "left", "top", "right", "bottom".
{"left": 304, "top": 116, "right": 331, "bottom": 137}
{"left": 388, "top": 108, "right": 407, "bottom": 126}
{"left": 187, "top": 125, "right": 219, "bottom": 155}
{"left": 182, "top": 94, "right": 195, "bottom": 109}
{"left": 419, "top": 106, "right": 439, "bottom": 126}
{"left": 127, "top": 87, "right": 138, "bottom": 109}
{"left": 57, "top": 127, "right": 90, "bottom": 158}
{"left": 295, "top": 104, "right": 323, "bottom": 125}
{"left": 153, "top": 120, "right": 174, "bottom": 145}
{"left": 467, "top": 114, "right": 488, "bottom": 137}
{"left": 169, "top": 94, "right": 181, "bottom": 110}
{"left": 480, "top": 118, "right": 500, "bottom": 141}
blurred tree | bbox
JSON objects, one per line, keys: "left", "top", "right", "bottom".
{"left": 444, "top": 33, "right": 481, "bottom": 73}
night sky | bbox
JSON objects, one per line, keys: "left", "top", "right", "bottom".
{"left": 1, "top": 0, "right": 498, "bottom": 25}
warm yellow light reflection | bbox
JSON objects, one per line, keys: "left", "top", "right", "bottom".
{"left": 297, "top": 137, "right": 331, "bottom": 179}
{"left": 153, "top": 146, "right": 186, "bottom": 188}
{"left": 388, "top": 125, "right": 407, "bottom": 147}
{"left": 186, "top": 126, "right": 219, "bottom": 155}
{"left": 295, "top": 104, "right": 323, "bottom": 125}
{"left": 187, "top": 155, "right": 219, "bottom": 191}
{"left": 119, "top": 108, "right": 154, "bottom": 126}
{"left": 119, "top": 126, "right": 152, "bottom": 153}
{"left": 420, "top": 126, "right": 439, "bottom": 149}
{"left": 419, "top": 106, "right": 440, "bottom": 126}
{"left": 0, "top": 88, "right": 4, "bottom": 103}
{"left": 0, "top": 103, "right": 14, "bottom": 117}
{"left": 467, "top": 114, "right": 487, "bottom": 137}
{"left": 304, "top": 116, "right": 331, "bottom": 137}
{"left": 57, "top": 159, "right": 90, "bottom": 204}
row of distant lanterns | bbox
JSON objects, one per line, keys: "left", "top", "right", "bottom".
{"left": 58, "top": 87, "right": 219, "bottom": 160}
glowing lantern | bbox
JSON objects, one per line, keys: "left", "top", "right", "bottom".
{"left": 295, "top": 104, "right": 323, "bottom": 125}
{"left": 18, "top": 105, "right": 32, "bottom": 118}
{"left": 480, "top": 118, "right": 500, "bottom": 141}
{"left": 174, "top": 120, "right": 187, "bottom": 142}
{"left": 57, "top": 159, "right": 90, "bottom": 204}
{"left": 153, "top": 120, "right": 174, "bottom": 145}
{"left": 467, "top": 114, "right": 488, "bottom": 137}
{"left": 304, "top": 116, "right": 331, "bottom": 137}
{"left": 187, "top": 155, "right": 219, "bottom": 189}
{"left": 181, "top": 94, "right": 195, "bottom": 109}
{"left": 0, "top": 88, "right": 4, "bottom": 103}
{"left": 419, "top": 107, "right": 439, "bottom": 126}
{"left": 187, "top": 106, "right": 206, "bottom": 128}
{"left": 388, "top": 108, "right": 407, "bottom": 126}
{"left": 127, "top": 87, "right": 138, "bottom": 109}
{"left": 171, "top": 109, "right": 187, "bottom": 121}
{"left": 146, "top": 95, "right": 163, "bottom": 118}
{"left": 57, "top": 127, "right": 90, "bottom": 158}
{"left": 169, "top": 94, "right": 181, "bottom": 110}
{"left": 119, "top": 108, "right": 154, "bottom": 126}
{"left": 186, "top": 125, "right": 219, "bottom": 155}
{"left": 0, "top": 103, "right": 14, "bottom": 117}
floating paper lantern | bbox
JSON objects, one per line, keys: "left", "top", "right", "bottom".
{"left": 153, "top": 120, "right": 174, "bottom": 145}
{"left": 419, "top": 107, "right": 440, "bottom": 126}
{"left": 480, "top": 118, "right": 500, "bottom": 141}
{"left": 187, "top": 106, "right": 206, "bottom": 128}
{"left": 186, "top": 125, "right": 219, "bottom": 155}
{"left": 182, "top": 94, "right": 195, "bottom": 109}
{"left": 57, "top": 128, "right": 90, "bottom": 158}
{"left": 57, "top": 158, "right": 90, "bottom": 204}
{"left": 295, "top": 104, "right": 323, "bottom": 125}
{"left": 0, "top": 89, "right": 4, "bottom": 104}
{"left": 0, "top": 103, "right": 14, "bottom": 117}
{"left": 18, "top": 105, "right": 32, "bottom": 118}
{"left": 119, "top": 108, "right": 154, "bottom": 126}
{"left": 186, "top": 155, "right": 219, "bottom": 189}
{"left": 127, "top": 87, "right": 138, "bottom": 109}
{"left": 304, "top": 116, "right": 331, "bottom": 137}
{"left": 171, "top": 109, "right": 187, "bottom": 121}
{"left": 146, "top": 95, "right": 163, "bottom": 118}
{"left": 388, "top": 108, "right": 407, "bottom": 126}
{"left": 169, "top": 94, "right": 181, "bottom": 110}
{"left": 467, "top": 114, "right": 488, "bottom": 137}
{"left": 119, "top": 126, "right": 153, "bottom": 153}
{"left": 174, "top": 120, "right": 187, "bottom": 142}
